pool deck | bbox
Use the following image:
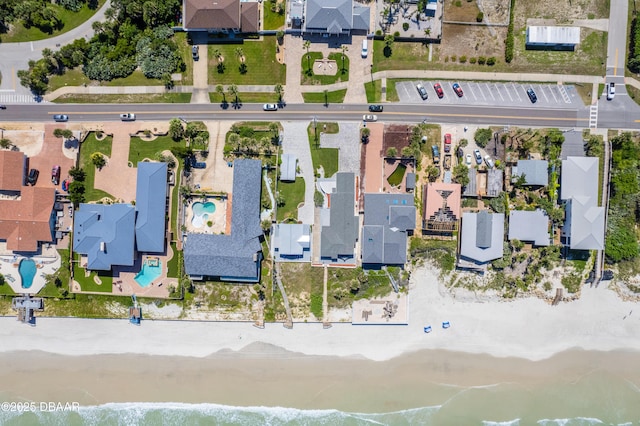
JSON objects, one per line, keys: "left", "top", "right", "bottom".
{"left": 183, "top": 197, "right": 228, "bottom": 235}
{"left": 0, "top": 252, "right": 61, "bottom": 295}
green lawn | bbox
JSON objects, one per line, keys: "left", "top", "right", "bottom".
{"left": 209, "top": 92, "right": 279, "bottom": 104}
{"left": 175, "top": 32, "right": 194, "bottom": 86}
{"left": 48, "top": 69, "right": 91, "bottom": 92}
{"left": 48, "top": 68, "right": 163, "bottom": 93}
{"left": 264, "top": 0, "right": 286, "bottom": 30}
{"left": 129, "top": 135, "right": 185, "bottom": 165}
{"left": 104, "top": 71, "right": 163, "bottom": 87}
{"left": 79, "top": 132, "right": 114, "bottom": 202}
{"left": 307, "top": 124, "right": 339, "bottom": 178}
{"left": 166, "top": 242, "right": 181, "bottom": 278}
{"left": 276, "top": 178, "right": 305, "bottom": 221}
{"left": 302, "top": 89, "right": 347, "bottom": 104}
{"left": 301, "top": 52, "right": 350, "bottom": 85}
{"left": 53, "top": 93, "right": 192, "bottom": 103}
{"left": 365, "top": 80, "right": 382, "bottom": 103}
{"left": 208, "top": 40, "right": 286, "bottom": 85}
{"left": 72, "top": 254, "right": 113, "bottom": 292}
{"left": 0, "top": 0, "right": 106, "bottom": 43}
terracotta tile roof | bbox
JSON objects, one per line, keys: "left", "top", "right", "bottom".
{"left": 0, "top": 186, "right": 55, "bottom": 251}
{"left": 423, "top": 182, "right": 462, "bottom": 222}
{"left": 0, "top": 151, "right": 26, "bottom": 191}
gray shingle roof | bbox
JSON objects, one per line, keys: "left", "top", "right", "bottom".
{"left": 460, "top": 211, "right": 504, "bottom": 264}
{"left": 486, "top": 168, "right": 503, "bottom": 197}
{"left": 135, "top": 162, "right": 167, "bottom": 253}
{"left": 560, "top": 156, "right": 604, "bottom": 250}
{"left": 305, "top": 0, "right": 352, "bottom": 33}
{"left": 352, "top": 6, "right": 370, "bottom": 31}
{"left": 184, "top": 159, "right": 263, "bottom": 281}
{"left": 73, "top": 204, "right": 136, "bottom": 270}
{"left": 320, "top": 173, "right": 358, "bottom": 261}
{"left": 280, "top": 154, "right": 297, "bottom": 182}
{"left": 512, "top": 160, "right": 548, "bottom": 186}
{"left": 463, "top": 167, "right": 477, "bottom": 197}
{"left": 508, "top": 209, "right": 550, "bottom": 246}
{"left": 406, "top": 172, "right": 416, "bottom": 190}
{"left": 362, "top": 225, "right": 384, "bottom": 264}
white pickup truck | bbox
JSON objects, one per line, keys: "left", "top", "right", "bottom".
{"left": 120, "top": 113, "right": 136, "bottom": 121}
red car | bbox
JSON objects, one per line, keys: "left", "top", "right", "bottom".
{"left": 51, "top": 165, "right": 61, "bottom": 185}
{"left": 444, "top": 133, "right": 451, "bottom": 152}
{"left": 434, "top": 83, "right": 444, "bottom": 99}
{"left": 452, "top": 83, "right": 464, "bottom": 97}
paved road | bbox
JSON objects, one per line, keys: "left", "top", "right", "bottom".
{"left": 605, "top": 0, "right": 628, "bottom": 79}
{"left": 0, "top": 102, "right": 594, "bottom": 128}
{"left": 0, "top": 0, "right": 111, "bottom": 100}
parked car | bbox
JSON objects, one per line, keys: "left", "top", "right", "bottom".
{"left": 120, "top": 113, "right": 136, "bottom": 121}
{"left": 465, "top": 153, "right": 472, "bottom": 165}
{"left": 444, "top": 133, "right": 451, "bottom": 153}
{"left": 51, "top": 165, "right": 61, "bottom": 185}
{"left": 192, "top": 45, "right": 199, "bottom": 61}
{"left": 433, "top": 83, "right": 444, "bottom": 99}
{"left": 416, "top": 83, "right": 428, "bottom": 100}
{"left": 484, "top": 155, "right": 494, "bottom": 169}
{"left": 452, "top": 83, "right": 464, "bottom": 97}
{"left": 363, "top": 114, "right": 377, "bottom": 122}
{"left": 53, "top": 114, "right": 68, "bottom": 122}
{"left": 527, "top": 88, "right": 538, "bottom": 103}
{"left": 369, "top": 104, "right": 383, "bottom": 112}
{"left": 474, "top": 149, "right": 482, "bottom": 165}
{"left": 263, "top": 103, "right": 278, "bottom": 111}
{"left": 607, "top": 82, "right": 616, "bottom": 100}
{"left": 27, "top": 168, "right": 39, "bottom": 185}
{"left": 0, "top": 105, "right": 6, "bottom": 109}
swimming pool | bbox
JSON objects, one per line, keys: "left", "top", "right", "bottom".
{"left": 134, "top": 260, "right": 162, "bottom": 287}
{"left": 191, "top": 201, "right": 216, "bottom": 228}
{"left": 19, "top": 259, "right": 36, "bottom": 289}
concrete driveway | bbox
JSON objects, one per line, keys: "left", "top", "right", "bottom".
{"left": 319, "top": 121, "right": 361, "bottom": 174}
{"left": 281, "top": 121, "right": 315, "bottom": 224}
{"left": 0, "top": 0, "right": 111, "bottom": 103}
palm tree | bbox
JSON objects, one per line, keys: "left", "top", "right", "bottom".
{"left": 228, "top": 83, "right": 239, "bottom": 105}
{"left": 384, "top": 34, "right": 395, "bottom": 48}
{"left": 340, "top": 45, "right": 348, "bottom": 73}
{"left": 269, "top": 122, "right": 279, "bottom": 140}
{"left": 303, "top": 40, "right": 311, "bottom": 73}
{"left": 212, "top": 48, "right": 223, "bottom": 63}
{"left": 228, "top": 133, "right": 240, "bottom": 152}
{"left": 274, "top": 83, "right": 284, "bottom": 103}
{"left": 216, "top": 84, "right": 225, "bottom": 102}
{"left": 235, "top": 47, "right": 245, "bottom": 63}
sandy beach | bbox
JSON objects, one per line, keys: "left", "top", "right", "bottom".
{"left": 1, "top": 266, "right": 639, "bottom": 362}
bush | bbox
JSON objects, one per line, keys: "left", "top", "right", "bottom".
{"left": 393, "top": 31, "right": 400, "bottom": 37}
{"left": 505, "top": 0, "right": 515, "bottom": 63}
{"left": 469, "top": 57, "right": 477, "bottom": 64}
{"left": 486, "top": 56, "right": 496, "bottom": 66}
{"left": 451, "top": 55, "right": 457, "bottom": 62}
{"left": 459, "top": 55, "right": 467, "bottom": 63}
{"left": 476, "top": 12, "right": 484, "bottom": 22}
{"left": 91, "top": 152, "right": 106, "bottom": 169}
{"left": 474, "top": 128, "right": 492, "bottom": 147}
{"left": 375, "top": 29, "right": 382, "bottom": 36}
{"left": 477, "top": 56, "right": 486, "bottom": 65}
{"left": 403, "top": 22, "right": 409, "bottom": 31}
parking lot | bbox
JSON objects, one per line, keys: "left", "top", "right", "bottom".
{"left": 395, "top": 81, "right": 583, "bottom": 109}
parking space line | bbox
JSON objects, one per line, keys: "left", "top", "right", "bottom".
{"left": 469, "top": 83, "right": 479, "bottom": 101}
{"left": 485, "top": 83, "right": 496, "bottom": 101}
{"left": 495, "top": 84, "right": 505, "bottom": 102}
{"left": 513, "top": 84, "right": 523, "bottom": 102}
{"left": 558, "top": 85, "right": 571, "bottom": 104}
{"left": 538, "top": 85, "right": 550, "bottom": 103}
{"left": 505, "top": 85, "right": 514, "bottom": 102}
{"left": 476, "top": 83, "right": 487, "bottom": 101}
{"left": 548, "top": 86, "right": 560, "bottom": 103}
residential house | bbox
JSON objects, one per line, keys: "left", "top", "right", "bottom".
{"left": 320, "top": 172, "right": 358, "bottom": 264}
{"left": 304, "top": 0, "right": 370, "bottom": 35}
{"left": 511, "top": 160, "right": 549, "bottom": 186}
{"left": 485, "top": 168, "right": 503, "bottom": 197}
{"left": 73, "top": 204, "right": 136, "bottom": 270}
{"left": 423, "top": 182, "right": 461, "bottom": 234}
{"left": 184, "top": 159, "right": 263, "bottom": 282}
{"left": 361, "top": 193, "right": 415, "bottom": 267}
{"left": 459, "top": 210, "right": 505, "bottom": 269}
{"left": 280, "top": 154, "right": 297, "bottom": 182}
{"left": 272, "top": 223, "right": 312, "bottom": 262}
{"left": 0, "top": 151, "right": 55, "bottom": 252}
{"left": 508, "top": 209, "right": 550, "bottom": 246}
{"left": 183, "top": 0, "right": 259, "bottom": 33}
{"left": 526, "top": 26, "right": 580, "bottom": 51}
{"left": 135, "top": 162, "right": 168, "bottom": 253}
{"left": 560, "top": 156, "right": 604, "bottom": 250}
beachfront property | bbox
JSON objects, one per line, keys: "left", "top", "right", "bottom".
{"left": 458, "top": 210, "right": 505, "bottom": 271}
{"left": 0, "top": 151, "right": 56, "bottom": 252}
{"left": 422, "top": 182, "right": 461, "bottom": 234}
{"left": 182, "top": 0, "right": 259, "bottom": 33}
{"left": 73, "top": 162, "right": 169, "bottom": 271}
{"left": 361, "top": 193, "right": 416, "bottom": 268}
{"left": 271, "top": 223, "right": 312, "bottom": 262}
{"left": 302, "top": 0, "right": 370, "bottom": 36}
{"left": 511, "top": 160, "right": 549, "bottom": 187}
{"left": 183, "top": 159, "right": 263, "bottom": 282}
{"left": 319, "top": 172, "right": 359, "bottom": 265}
{"left": 508, "top": 209, "right": 551, "bottom": 246}
{"left": 560, "top": 156, "right": 605, "bottom": 250}
{"left": 280, "top": 154, "right": 297, "bottom": 182}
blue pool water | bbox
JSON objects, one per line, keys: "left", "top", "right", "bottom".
{"left": 18, "top": 259, "right": 36, "bottom": 289}
{"left": 134, "top": 260, "right": 162, "bottom": 287}
{"left": 192, "top": 201, "right": 215, "bottom": 216}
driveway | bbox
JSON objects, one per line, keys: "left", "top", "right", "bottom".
{"left": 198, "top": 120, "right": 234, "bottom": 193}
{"left": 190, "top": 36, "right": 210, "bottom": 104}
{"left": 29, "top": 124, "right": 76, "bottom": 190}
{"left": 319, "top": 121, "right": 361, "bottom": 174}
{"left": 0, "top": 0, "right": 111, "bottom": 102}
{"left": 93, "top": 122, "right": 138, "bottom": 203}
{"left": 281, "top": 121, "right": 314, "bottom": 224}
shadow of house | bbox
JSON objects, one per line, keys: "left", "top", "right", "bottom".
{"left": 184, "top": 159, "right": 264, "bottom": 282}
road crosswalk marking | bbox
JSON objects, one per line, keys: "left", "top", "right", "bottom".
{"left": 589, "top": 104, "right": 598, "bottom": 128}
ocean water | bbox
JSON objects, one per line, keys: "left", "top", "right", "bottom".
{"left": 0, "top": 403, "right": 634, "bottom": 426}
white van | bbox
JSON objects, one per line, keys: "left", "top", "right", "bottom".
{"left": 361, "top": 39, "right": 368, "bottom": 58}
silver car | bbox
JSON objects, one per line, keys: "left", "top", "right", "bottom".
{"left": 263, "top": 103, "right": 278, "bottom": 111}
{"left": 53, "top": 114, "right": 69, "bottom": 122}
{"left": 363, "top": 114, "right": 377, "bottom": 122}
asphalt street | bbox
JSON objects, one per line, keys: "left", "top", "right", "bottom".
{"left": 0, "top": 103, "right": 591, "bottom": 128}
